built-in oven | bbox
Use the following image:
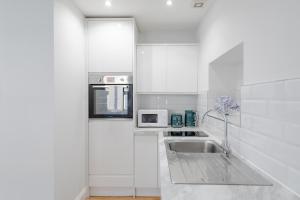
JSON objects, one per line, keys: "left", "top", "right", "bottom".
{"left": 89, "top": 73, "right": 133, "bottom": 118}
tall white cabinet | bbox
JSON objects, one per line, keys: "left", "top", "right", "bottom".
{"left": 87, "top": 18, "right": 136, "bottom": 196}
{"left": 137, "top": 44, "right": 199, "bottom": 93}
{"left": 87, "top": 19, "right": 134, "bottom": 72}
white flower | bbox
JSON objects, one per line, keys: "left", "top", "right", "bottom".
{"left": 214, "top": 96, "right": 240, "bottom": 115}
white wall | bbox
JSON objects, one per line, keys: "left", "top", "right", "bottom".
{"left": 197, "top": 0, "right": 300, "bottom": 89}
{"left": 139, "top": 30, "right": 197, "bottom": 43}
{"left": 197, "top": 0, "right": 300, "bottom": 197}
{"left": 0, "top": 0, "right": 55, "bottom": 200}
{"left": 54, "top": 0, "right": 87, "bottom": 200}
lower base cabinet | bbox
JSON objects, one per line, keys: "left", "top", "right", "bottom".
{"left": 134, "top": 132, "right": 160, "bottom": 196}
{"left": 89, "top": 124, "right": 160, "bottom": 196}
{"left": 89, "top": 120, "right": 134, "bottom": 196}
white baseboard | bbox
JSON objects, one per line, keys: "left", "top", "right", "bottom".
{"left": 89, "top": 187, "right": 161, "bottom": 197}
{"left": 135, "top": 187, "right": 161, "bottom": 196}
{"left": 89, "top": 175, "right": 133, "bottom": 187}
{"left": 90, "top": 187, "right": 134, "bottom": 196}
{"left": 74, "top": 186, "right": 89, "bottom": 200}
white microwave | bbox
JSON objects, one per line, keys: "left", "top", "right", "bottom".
{"left": 138, "top": 109, "right": 168, "bottom": 128}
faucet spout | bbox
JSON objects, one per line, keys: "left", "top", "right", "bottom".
{"left": 201, "top": 109, "right": 214, "bottom": 124}
{"left": 201, "top": 109, "right": 231, "bottom": 157}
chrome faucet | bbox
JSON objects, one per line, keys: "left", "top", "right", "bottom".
{"left": 201, "top": 109, "right": 231, "bottom": 157}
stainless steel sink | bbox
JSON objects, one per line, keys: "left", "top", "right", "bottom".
{"left": 167, "top": 140, "right": 223, "bottom": 153}
{"left": 165, "top": 139, "right": 272, "bottom": 186}
{"left": 163, "top": 131, "right": 209, "bottom": 137}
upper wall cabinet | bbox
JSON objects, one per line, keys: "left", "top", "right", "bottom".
{"left": 166, "top": 45, "right": 198, "bottom": 93}
{"left": 87, "top": 19, "right": 134, "bottom": 72}
{"left": 137, "top": 45, "right": 199, "bottom": 93}
{"left": 137, "top": 45, "right": 168, "bottom": 92}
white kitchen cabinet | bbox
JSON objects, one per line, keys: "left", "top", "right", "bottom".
{"left": 166, "top": 45, "right": 198, "bottom": 93}
{"left": 134, "top": 133, "right": 158, "bottom": 189}
{"left": 136, "top": 44, "right": 198, "bottom": 93}
{"left": 89, "top": 120, "right": 134, "bottom": 188}
{"left": 87, "top": 19, "right": 134, "bottom": 72}
{"left": 137, "top": 45, "right": 167, "bottom": 92}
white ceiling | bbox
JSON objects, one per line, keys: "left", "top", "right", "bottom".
{"left": 73, "top": 0, "right": 213, "bottom": 32}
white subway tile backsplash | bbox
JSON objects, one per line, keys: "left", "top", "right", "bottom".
{"left": 285, "top": 101, "right": 300, "bottom": 125}
{"left": 241, "top": 86, "right": 251, "bottom": 100}
{"left": 138, "top": 94, "right": 197, "bottom": 113}
{"left": 284, "top": 123, "right": 300, "bottom": 146}
{"left": 199, "top": 93, "right": 208, "bottom": 105}
{"left": 241, "top": 82, "right": 285, "bottom": 101}
{"left": 240, "top": 128, "right": 289, "bottom": 167}
{"left": 167, "top": 95, "right": 197, "bottom": 105}
{"left": 239, "top": 129, "right": 269, "bottom": 152}
{"left": 242, "top": 114, "right": 283, "bottom": 139}
{"left": 199, "top": 78, "right": 300, "bottom": 197}
{"left": 285, "top": 144, "right": 300, "bottom": 171}
{"left": 200, "top": 105, "right": 208, "bottom": 112}
{"left": 241, "top": 113, "right": 252, "bottom": 129}
{"left": 267, "top": 101, "right": 286, "bottom": 121}
{"left": 229, "top": 136, "right": 241, "bottom": 155}
{"left": 214, "top": 118, "right": 225, "bottom": 130}
{"left": 287, "top": 167, "right": 300, "bottom": 196}
{"left": 239, "top": 140, "right": 288, "bottom": 185}
{"left": 228, "top": 124, "right": 240, "bottom": 139}
{"left": 241, "top": 100, "right": 268, "bottom": 116}
{"left": 267, "top": 140, "right": 293, "bottom": 167}
{"left": 272, "top": 81, "right": 286, "bottom": 101}
{"left": 285, "top": 79, "right": 300, "bottom": 101}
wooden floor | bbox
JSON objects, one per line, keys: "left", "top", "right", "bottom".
{"left": 88, "top": 197, "right": 160, "bottom": 200}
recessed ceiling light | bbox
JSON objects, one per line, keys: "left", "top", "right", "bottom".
{"left": 105, "top": 0, "right": 112, "bottom": 7}
{"left": 193, "top": 0, "right": 205, "bottom": 8}
{"left": 166, "top": 0, "right": 173, "bottom": 6}
{"left": 194, "top": 2, "right": 204, "bottom": 7}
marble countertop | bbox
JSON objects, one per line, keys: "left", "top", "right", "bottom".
{"left": 158, "top": 132, "right": 300, "bottom": 200}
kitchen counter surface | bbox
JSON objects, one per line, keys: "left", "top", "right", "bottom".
{"left": 158, "top": 132, "right": 300, "bottom": 200}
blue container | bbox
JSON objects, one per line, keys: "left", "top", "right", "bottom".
{"left": 185, "top": 110, "right": 197, "bottom": 127}
{"left": 171, "top": 114, "right": 183, "bottom": 128}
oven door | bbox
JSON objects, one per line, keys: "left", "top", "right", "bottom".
{"left": 89, "top": 84, "right": 133, "bottom": 118}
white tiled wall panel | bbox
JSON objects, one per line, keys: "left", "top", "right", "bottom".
{"left": 241, "top": 81, "right": 285, "bottom": 101}
{"left": 285, "top": 79, "right": 300, "bottom": 101}
{"left": 241, "top": 100, "right": 268, "bottom": 116}
{"left": 241, "top": 114, "right": 283, "bottom": 139}
{"left": 287, "top": 167, "right": 300, "bottom": 196}
{"left": 137, "top": 94, "right": 198, "bottom": 122}
{"left": 284, "top": 123, "right": 300, "bottom": 146}
{"left": 198, "top": 78, "right": 300, "bottom": 197}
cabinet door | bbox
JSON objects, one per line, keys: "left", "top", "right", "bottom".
{"left": 137, "top": 46, "right": 167, "bottom": 92}
{"left": 87, "top": 20, "right": 133, "bottom": 72}
{"left": 166, "top": 45, "right": 198, "bottom": 93}
{"left": 89, "top": 120, "right": 133, "bottom": 176}
{"left": 134, "top": 134, "right": 158, "bottom": 188}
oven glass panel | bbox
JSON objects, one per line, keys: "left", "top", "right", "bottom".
{"left": 94, "top": 85, "right": 128, "bottom": 115}
{"left": 89, "top": 84, "right": 133, "bottom": 118}
{"left": 142, "top": 114, "right": 158, "bottom": 123}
